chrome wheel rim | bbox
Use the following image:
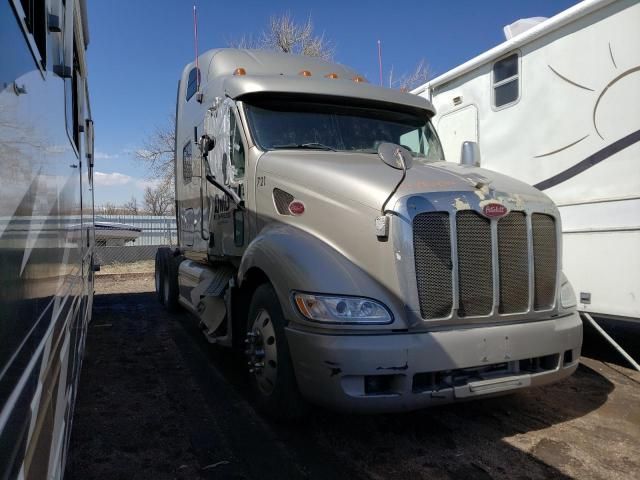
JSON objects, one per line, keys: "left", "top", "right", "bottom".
{"left": 245, "top": 309, "right": 278, "bottom": 396}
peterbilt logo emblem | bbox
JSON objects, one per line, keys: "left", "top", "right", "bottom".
{"left": 482, "top": 203, "right": 508, "bottom": 218}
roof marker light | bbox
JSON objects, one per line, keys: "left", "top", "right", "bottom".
{"left": 325, "top": 72, "right": 339, "bottom": 79}
{"left": 352, "top": 75, "right": 367, "bottom": 83}
{"left": 233, "top": 67, "right": 246, "bottom": 76}
{"left": 299, "top": 70, "right": 312, "bottom": 77}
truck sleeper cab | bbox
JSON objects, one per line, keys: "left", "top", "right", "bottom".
{"left": 156, "top": 48, "right": 582, "bottom": 416}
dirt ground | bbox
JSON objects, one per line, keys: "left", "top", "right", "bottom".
{"left": 66, "top": 275, "right": 640, "bottom": 480}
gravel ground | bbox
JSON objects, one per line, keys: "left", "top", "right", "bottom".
{"left": 66, "top": 275, "right": 640, "bottom": 480}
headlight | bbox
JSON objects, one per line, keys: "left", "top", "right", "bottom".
{"left": 293, "top": 292, "right": 392, "bottom": 324}
{"left": 560, "top": 280, "right": 577, "bottom": 309}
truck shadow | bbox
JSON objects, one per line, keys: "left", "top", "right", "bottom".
{"left": 82, "top": 291, "right": 616, "bottom": 479}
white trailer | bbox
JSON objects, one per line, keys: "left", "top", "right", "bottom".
{"left": 414, "top": 0, "right": 640, "bottom": 322}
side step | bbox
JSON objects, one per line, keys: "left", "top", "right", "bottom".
{"left": 178, "top": 260, "right": 236, "bottom": 347}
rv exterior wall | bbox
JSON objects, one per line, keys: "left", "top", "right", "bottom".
{"left": 420, "top": 0, "right": 640, "bottom": 320}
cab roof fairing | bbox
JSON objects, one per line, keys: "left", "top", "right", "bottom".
{"left": 222, "top": 75, "right": 436, "bottom": 116}
{"left": 178, "top": 49, "right": 436, "bottom": 116}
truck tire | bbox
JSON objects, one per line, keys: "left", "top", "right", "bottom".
{"left": 162, "top": 250, "right": 180, "bottom": 312}
{"left": 154, "top": 249, "right": 165, "bottom": 304}
{"left": 245, "top": 283, "right": 307, "bottom": 420}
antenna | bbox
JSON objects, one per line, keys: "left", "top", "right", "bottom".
{"left": 377, "top": 40, "right": 383, "bottom": 86}
{"left": 193, "top": 5, "right": 200, "bottom": 92}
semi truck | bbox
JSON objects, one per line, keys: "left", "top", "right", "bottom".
{"left": 156, "top": 48, "right": 582, "bottom": 416}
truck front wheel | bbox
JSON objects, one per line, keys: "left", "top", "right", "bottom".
{"left": 245, "top": 283, "right": 306, "bottom": 419}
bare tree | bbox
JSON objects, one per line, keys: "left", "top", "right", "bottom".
{"left": 389, "top": 59, "right": 431, "bottom": 91}
{"left": 122, "top": 196, "right": 139, "bottom": 215}
{"left": 228, "top": 13, "right": 334, "bottom": 60}
{"left": 100, "top": 202, "right": 120, "bottom": 215}
{"left": 135, "top": 115, "right": 175, "bottom": 184}
{"left": 143, "top": 179, "right": 174, "bottom": 216}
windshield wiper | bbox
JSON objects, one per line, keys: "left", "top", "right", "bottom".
{"left": 272, "top": 142, "right": 336, "bottom": 151}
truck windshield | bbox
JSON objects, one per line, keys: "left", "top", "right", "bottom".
{"left": 244, "top": 100, "right": 445, "bottom": 162}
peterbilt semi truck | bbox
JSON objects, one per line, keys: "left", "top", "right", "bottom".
{"left": 155, "top": 48, "right": 582, "bottom": 416}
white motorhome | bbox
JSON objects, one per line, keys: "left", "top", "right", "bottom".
{"left": 1, "top": 0, "right": 95, "bottom": 478}
{"left": 414, "top": 0, "right": 640, "bottom": 322}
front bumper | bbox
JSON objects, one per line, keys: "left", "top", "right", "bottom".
{"left": 285, "top": 312, "right": 582, "bottom": 412}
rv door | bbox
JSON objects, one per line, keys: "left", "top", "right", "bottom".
{"left": 437, "top": 105, "right": 479, "bottom": 163}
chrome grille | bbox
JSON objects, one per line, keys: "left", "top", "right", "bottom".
{"left": 412, "top": 209, "right": 557, "bottom": 320}
{"left": 456, "top": 211, "right": 493, "bottom": 317}
{"left": 532, "top": 214, "right": 557, "bottom": 310}
{"left": 413, "top": 213, "right": 453, "bottom": 319}
{"left": 273, "top": 188, "right": 294, "bottom": 215}
{"left": 498, "top": 212, "right": 529, "bottom": 313}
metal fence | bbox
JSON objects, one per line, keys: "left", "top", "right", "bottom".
{"left": 94, "top": 214, "right": 177, "bottom": 266}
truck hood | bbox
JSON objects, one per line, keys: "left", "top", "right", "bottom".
{"left": 258, "top": 150, "right": 552, "bottom": 211}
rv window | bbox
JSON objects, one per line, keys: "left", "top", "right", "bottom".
{"left": 17, "top": 0, "right": 47, "bottom": 68}
{"left": 230, "top": 113, "right": 245, "bottom": 180}
{"left": 183, "top": 141, "right": 193, "bottom": 183}
{"left": 65, "top": 36, "right": 82, "bottom": 152}
{"left": 492, "top": 53, "right": 519, "bottom": 108}
{"left": 186, "top": 68, "right": 200, "bottom": 101}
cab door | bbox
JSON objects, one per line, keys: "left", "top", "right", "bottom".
{"left": 204, "top": 100, "right": 247, "bottom": 257}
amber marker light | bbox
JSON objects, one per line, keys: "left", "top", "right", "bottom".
{"left": 295, "top": 296, "right": 313, "bottom": 317}
{"left": 299, "top": 70, "right": 313, "bottom": 77}
{"left": 325, "top": 72, "right": 339, "bottom": 79}
{"left": 233, "top": 67, "right": 246, "bottom": 76}
{"left": 352, "top": 75, "right": 367, "bottom": 83}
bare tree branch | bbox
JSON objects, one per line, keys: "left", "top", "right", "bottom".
{"left": 228, "top": 12, "right": 334, "bottom": 60}
{"left": 135, "top": 115, "right": 175, "bottom": 184}
{"left": 143, "top": 178, "right": 174, "bottom": 216}
{"left": 122, "top": 196, "right": 139, "bottom": 215}
{"left": 391, "top": 59, "right": 431, "bottom": 91}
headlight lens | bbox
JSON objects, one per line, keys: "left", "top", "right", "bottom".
{"left": 293, "top": 293, "right": 392, "bottom": 324}
{"left": 560, "top": 280, "right": 577, "bottom": 309}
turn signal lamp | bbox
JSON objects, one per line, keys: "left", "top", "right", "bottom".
{"left": 299, "top": 70, "right": 312, "bottom": 77}
{"left": 233, "top": 67, "right": 247, "bottom": 76}
{"left": 352, "top": 75, "right": 367, "bottom": 83}
{"left": 325, "top": 72, "right": 339, "bottom": 79}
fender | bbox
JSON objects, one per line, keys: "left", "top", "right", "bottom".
{"left": 237, "top": 223, "right": 406, "bottom": 330}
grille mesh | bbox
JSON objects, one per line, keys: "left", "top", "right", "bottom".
{"left": 532, "top": 214, "right": 557, "bottom": 310}
{"left": 273, "top": 188, "right": 294, "bottom": 215}
{"left": 413, "top": 213, "right": 453, "bottom": 319}
{"left": 498, "top": 212, "right": 529, "bottom": 313}
{"left": 456, "top": 211, "right": 493, "bottom": 317}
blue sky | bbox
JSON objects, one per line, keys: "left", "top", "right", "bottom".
{"left": 88, "top": 0, "right": 578, "bottom": 205}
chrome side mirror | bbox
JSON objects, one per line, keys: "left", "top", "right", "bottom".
{"left": 460, "top": 141, "right": 481, "bottom": 167}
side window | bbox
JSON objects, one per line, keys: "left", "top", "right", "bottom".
{"left": 230, "top": 113, "right": 245, "bottom": 180}
{"left": 65, "top": 34, "right": 82, "bottom": 153}
{"left": 183, "top": 141, "right": 192, "bottom": 183}
{"left": 186, "top": 67, "right": 200, "bottom": 101}
{"left": 15, "top": 0, "right": 47, "bottom": 68}
{"left": 492, "top": 53, "right": 519, "bottom": 108}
